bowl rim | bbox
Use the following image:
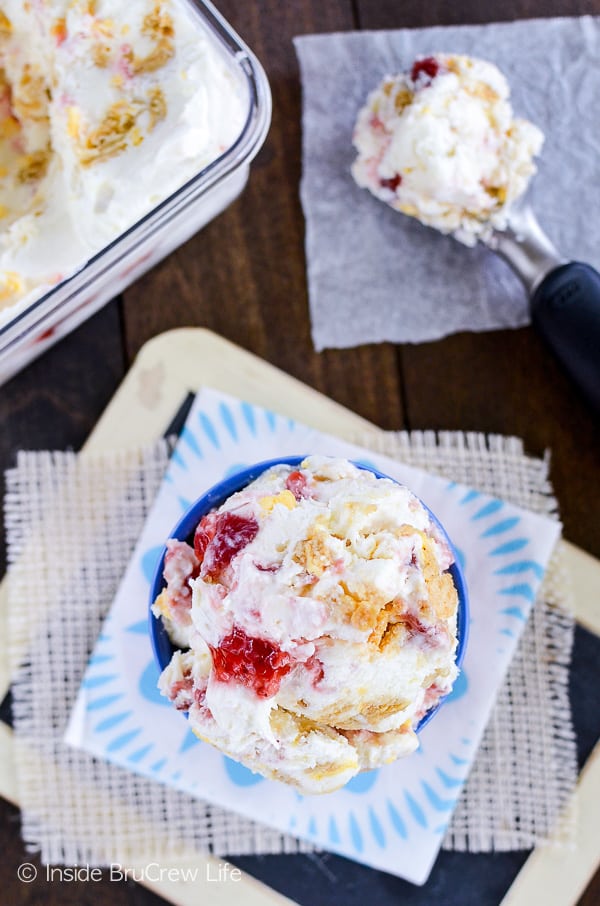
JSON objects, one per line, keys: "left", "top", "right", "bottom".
{"left": 148, "top": 455, "right": 469, "bottom": 732}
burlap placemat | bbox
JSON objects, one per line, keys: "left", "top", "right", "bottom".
{"left": 5, "top": 432, "right": 576, "bottom": 864}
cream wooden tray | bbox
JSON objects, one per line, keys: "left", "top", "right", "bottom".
{"left": 1, "top": 328, "right": 599, "bottom": 906}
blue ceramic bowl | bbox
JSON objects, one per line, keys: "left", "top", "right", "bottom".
{"left": 149, "top": 456, "right": 469, "bottom": 731}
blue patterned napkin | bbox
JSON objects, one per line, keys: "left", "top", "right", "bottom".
{"left": 65, "top": 388, "right": 560, "bottom": 884}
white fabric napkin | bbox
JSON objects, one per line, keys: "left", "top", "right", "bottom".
{"left": 65, "top": 388, "right": 561, "bottom": 884}
{"left": 294, "top": 17, "right": 600, "bottom": 349}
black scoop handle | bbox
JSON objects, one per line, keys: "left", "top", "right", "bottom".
{"left": 531, "top": 262, "right": 600, "bottom": 414}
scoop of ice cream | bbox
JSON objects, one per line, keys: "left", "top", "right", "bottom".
{"left": 351, "top": 53, "right": 544, "bottom": 246}
{"left": 154, "top": 455, "right": 461, "bottom": 795}
{"left": 0, "top": 0, "right": 246, "bottom": 316}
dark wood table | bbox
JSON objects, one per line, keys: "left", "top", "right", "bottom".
{"left": 1, "top": 1, "right": 599, "bottom": 904}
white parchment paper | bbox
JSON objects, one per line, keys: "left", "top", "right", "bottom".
{"left": 294, "top": 18, "right": 600, "bottom": 350}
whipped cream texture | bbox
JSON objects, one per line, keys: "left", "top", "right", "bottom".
{"left": 352, "top": 53, "right": 544, "bottom": 246}
{"left": 0, "top": 0, "right": 246, "bottom": 316}
{"left": 154, "top": 456, "right": 461, "bottom": 794}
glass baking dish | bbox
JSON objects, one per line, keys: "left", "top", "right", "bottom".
{"left": 0, "top": 0, "right": 271, "bottom": 385}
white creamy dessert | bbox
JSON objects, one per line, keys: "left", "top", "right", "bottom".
{"left": 154, "top": 456, "right": 460, "bottom": 794}
{"left": 0, "top": 0, "right": 246, "bottom": 316}
{"left": 352, "top": 53, "right": 544, "bottom": 246}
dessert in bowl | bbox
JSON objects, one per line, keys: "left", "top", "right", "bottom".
{"left": 149, "top": 455, "right": 468, "bottom": 794}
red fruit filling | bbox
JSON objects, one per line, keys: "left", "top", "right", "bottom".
{"left": 210, "top": 626, "right": 293, "bottom": 698}
{"left": 163, "top": 540, "right": 200, "bottom": 613}
{"left": 169, "top": 675, "right": 194, "bottom": 710}
{"left": 169, "top": 676, "right": 208, "bottom": 712}
{"left": 194, "top": 512, "right": 218, "bottom": 560}
{"left": 416, "top": 681, "right": 446, "bottom": 719}
{"left": 285, "top": 470, "right": 309, "bottom": 501}
{"left": 410, "top": 56, "right": 440, "bottom": 84}
{"left": 195, "top": 512, "right": 259, "bottom": 580}
{"left": 304, "top": 653, "right": 325, "bottom": 687}
{"left": 402, "top": 612, "right": 437, "bottom": 645}
{"left": 380, "top": 174, "right": 402, "bottom": 192}
{"left": 255, "top": 562, "right": 280, "bottom": 573}
{"left": 170, "top": 676, "right": 193, "bottom": 698}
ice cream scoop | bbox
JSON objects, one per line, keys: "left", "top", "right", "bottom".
{"left": 352, "top": 54, "right": 600, "bottom": 413}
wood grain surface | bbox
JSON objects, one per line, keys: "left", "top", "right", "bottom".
{"left": 0, "top": 0, "right": 599, "bottom": 903}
